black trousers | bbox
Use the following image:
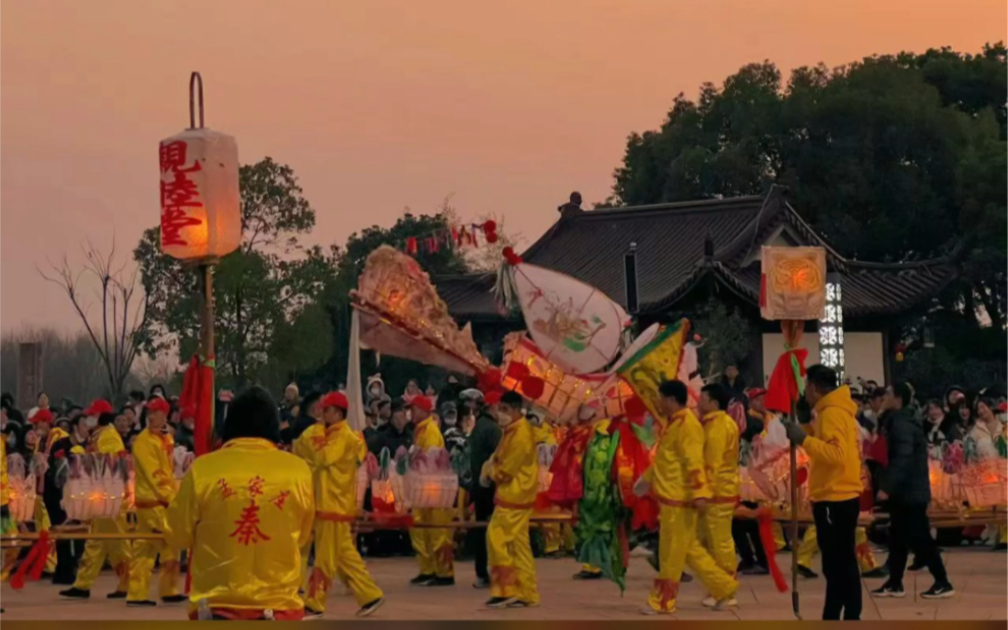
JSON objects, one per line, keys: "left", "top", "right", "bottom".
{"left": 468, "top": 484, "right": 495, "bottom": 580}
{"left": 813, "top": 498, "right": 862, "bottom": 621}
{"left": 732, "top": 518, "right": 769, "bottom": 568}
{"left": 888, "top": 501, "right": 948, "bottom": 587}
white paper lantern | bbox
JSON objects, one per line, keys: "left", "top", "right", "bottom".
{"left": 158, "top": 128, "right": 241, "bottom": 261}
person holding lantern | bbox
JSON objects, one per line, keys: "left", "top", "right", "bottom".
{"left": 300, "top": 391, "right": 385, "bottom": 618}
{"left": 783, "top": 365, "right": 864, "bottom": 621}
{"left": 696, "top": 383, "right": 741, "bottom": 608}
{"left": 126, "top": 396, "right": 184, "bottom": 607}
{"left": 42, "top": 412, "right": 91, "bottom": 585}
{"left": 639, "top": 380, "right": 738, "bottom": 615}
{"left": 482, "top": 387, "right": 541, "bottom": 608}
{"left": 59, "top": 400, "right": 133, "bottom": 600}
{"left": 165, "top": 386, "right": 316, "bottom": 620}
{"left": 408, "top": 395, "right": 455, "bottom": 585}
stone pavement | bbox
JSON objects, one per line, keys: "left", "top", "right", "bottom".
{"left": 1, "top": 547, "right": 1004, "bottom": 620}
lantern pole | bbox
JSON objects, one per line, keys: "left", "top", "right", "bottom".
{"left": 189, "top": 71, "right": 215, "bottom": 440}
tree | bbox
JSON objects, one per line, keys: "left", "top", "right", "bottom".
{"left": 38, "top": 240, "right": 148, "bottom": 399}
{"left": 0, "top": 326, "right": 106, "bottom": 407}
{"left": 608, "top": 45, "right": 1007, "bottom": 392}
{"left": 135, "top": 157, "right": 336, "bottom": 390}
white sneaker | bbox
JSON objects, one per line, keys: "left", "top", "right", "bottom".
{"left": 702, "top": 596, "right": 737, "bottom": 609}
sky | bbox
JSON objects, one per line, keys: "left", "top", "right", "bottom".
{"left": 2, "top": 0, "right": 1004, "bottom": 332}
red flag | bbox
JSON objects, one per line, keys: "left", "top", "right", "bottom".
{"left": 180, "top": 354, "right": 215, "bottom": 457}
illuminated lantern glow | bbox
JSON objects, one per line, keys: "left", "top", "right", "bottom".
{"left": 760, "top": 246, "right": 827, "bottom": 321}
{"left": 818, "top": 272, "right": 845, "bottom": 381}
{"left": 6, "top": 454, "right": 37, "bottom": 523}
{"left": 158, "top": 128, "right": 241, "bottom": 261}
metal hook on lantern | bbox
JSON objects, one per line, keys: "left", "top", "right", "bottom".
{"left": 189, "top": 72, "right": 205, "bottom": 130}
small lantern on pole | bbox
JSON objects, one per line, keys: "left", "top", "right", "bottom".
{"left": 158, "top": 72, "right": 240, "bottom": 455}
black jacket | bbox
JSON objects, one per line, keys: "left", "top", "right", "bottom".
{"left": 467, "top": 412, "right": 502, "bottom": 486}
{"left": 881, "top": 407, "right": 931, "bottom": 505}
{"left": 372, "top": 422, "right": 413, "bottom": 457}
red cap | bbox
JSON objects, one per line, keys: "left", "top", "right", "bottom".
{"left": 30, "top": 408, "right": 53, "bottom": 425}
{"left": 410, "top": 395, "right": 433, "bottom": 413}
{"left": 484, "top": 389, "right": 503, "bottom": 406}
{"left": 998, "top": 402, "right": 1007, "bottom": 414}
{"left": 145, "top": 396, "right": 171, "bottom": 414}
{"left": 745, "top": 387, "right": 767, "bottom": 401}
{"left": 321, "top": 391, "right": 349, "bottom": 411}
{"left": 84, "top": 399, "right": 114, "bottom": 417}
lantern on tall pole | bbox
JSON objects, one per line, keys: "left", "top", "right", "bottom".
{"left": 159, "top": 72, "right": 241, "bottom": 456}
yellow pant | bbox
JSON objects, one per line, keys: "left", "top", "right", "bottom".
{"left": 1, "top": 514, "right": 20, "bottom": 580}
{"left": 73, "top": 515, "right": 132, "bottom": 591}
{"left": 699, "top": 503, "right": 736, "bottom": 577}
{"left": 488, "top": 507, "right": 538, "bottom": 604}
{"left": 542, "top": 523, "right": 561, "bottom": 554}
{"left": 998, "top": 526, "right": 1007, "bottom": 544}
{"left": 33, "top": 497, "right": 57, "bottom": 573}
{"left": 647, "top": 504, "right": 737, "bottom": 613}
{"left": 304, "top": 519, "right": 382, "bottom": 612}
{"left": 797, "top": 525, "right": 877, "bottom": 571}
{"left": 126, "top": 506, "right": 180, "bottom": 601}
{"left": 410, "top": 508, "right": 454, "bottom": 578}
{"left": 772, "top": 522, "right": 787, "bottom": 551}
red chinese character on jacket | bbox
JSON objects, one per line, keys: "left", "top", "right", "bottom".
{"left": 229, "top": 500, "right": 271, "bottom": 546}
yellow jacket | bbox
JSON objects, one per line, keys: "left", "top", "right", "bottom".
{"left": 133, "top": 428, "right": 176, "bottom": 508}
{"left": 93, "top": 425, "right": 126, "bottom": 456}
{"left": 805, "top": 386, "right": 863, "bottom": 502}
{"left": 165, "top": 438, "right": 315, "bottom": 617}
{"left": 291, "top": 421, "right": 323, "bottom": 462}
{"left": 487, "top": 417, "right": 539, "bottom": 509}
{"left": 413, "top": 416, "right": 444, "bottom": 451}
{"left": 41, "top": 427, "right": 70, "bottom": 454}
{"left": 532, "top": 421, "right": 558, "bottom": 446}
{"left": 295, "top": 420, "right": 366, "bottom": 519}
{"left": 701, "top": 410, "right": 740, "bottom": 501}
{"left": 1, "top": 439, "right": 8, "bottom": 507}
{"left": 646, "top": 408, "right": 711, "bottom": 505}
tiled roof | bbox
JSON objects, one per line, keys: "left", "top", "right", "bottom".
{"left": 437, "top": 187, "right": 957, "bottom": 320}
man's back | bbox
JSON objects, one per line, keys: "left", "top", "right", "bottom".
{"left": 882, "top": 408, "right": 930, "bottom": 505}
{"left": 165, "top": 437, "right": 314, "bottom": 618}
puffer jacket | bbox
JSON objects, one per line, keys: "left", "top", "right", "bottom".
{"left": 881, "top": 407, "right": 931, "bottom": 505}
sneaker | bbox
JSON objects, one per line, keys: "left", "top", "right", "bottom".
{"left": 473, "top": 577, "right": 491, "bottom": 589}
{"left": 431, "top": 577, "right": 455, "bottom": 587}
{"left": 572, "top": 570, "right": 601, "bottom": 580}
{"left": 993, "top": 543, "right": 1007, "bottom": 552}
{"left": 161, "top": 595, "right": 187, "bottom": 604}
{"left": 106, "top": 591, "right": 127, "bottom": 599}
{"left": 356, "top": 597, "right": 385, "bottom": 617}
{"left": 713, "top": 597, "right": 738, "bottom": 610}
{"left": 59, "top": 588, "right": 90, "bottom": 600}
{"left": 485, "top": 596, "right": 515, "bottom": 608}
{"left": 796, "top": 565, "right": 819, "bottom": 579}
{"left": 870, "top": 584, "right": 905, "bottom": 598}
{"left": 862, "top": 566, "right": 889, "bottom": 579}
{"left": 126, "top": 600, "right": 157, "bottom": 607}
{"left": 506, "top": 600, "right": 540, "bottom": 608}
{"left": 920, "top": 583, "right": 955, "bottom": 599}
{"left": 410, "top": 574, "right": 435, "bottom": 586}
{"left": 739, "top": 564, "right": 769, "bottom": 576}
{"left": 304, "top": 608, "right": 324, "bottom": 619}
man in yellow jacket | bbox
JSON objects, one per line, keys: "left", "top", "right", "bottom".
{"left": 697, "top": 384, "right": 740, "bottom": 608}
{"left": 409, "top": 395, "right": 455, "bottom": 586}
{"left": 166, "top": 386, "right": 316, "bottom": 620}
{"left": 640, "top": 380, "right": 737, "bottom": 615}
{"left": 784, "top": 365, "right": 863, "bottom": 621}
{"left": 483, "top": 390, "right": 539, "bottom": 608}
{"left": 60, "top": 400, "right": 133, "bottom": 600}
{"left": 126, "top": 396, "right": 184, "bottom": 607}
{"left": 299, "top": 391, "right": 384, "bottom": 618}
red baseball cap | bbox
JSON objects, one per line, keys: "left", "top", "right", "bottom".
{"left": 745, "top": 388, "right": 767, "bottom": 401}
{"left": 30, "top": 408, "right": 53, "bottom": 425}
{"left": 84, "top": 399, "right": 114, "bottom": 417}
{"left": 321, "top": 391, "right": 349, "bottom": 412}
{"left": 410, "top": 395, "right": 433, "bottom": 413}
{"left": 145, "top": 396, "right": 171, "bottom": 414}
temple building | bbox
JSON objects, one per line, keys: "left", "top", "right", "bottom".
{"left": 437, "top": 186, "right": 956, "bottom": 385}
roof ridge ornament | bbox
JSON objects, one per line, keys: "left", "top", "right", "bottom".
{"left": 557, "top": 191, "right": 583, "bottom": 218}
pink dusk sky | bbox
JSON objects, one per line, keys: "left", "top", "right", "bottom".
{"left": 2, "top": 0, "right": 1004, "bottom": 332}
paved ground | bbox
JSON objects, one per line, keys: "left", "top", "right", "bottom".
{"left": 1, "top": 547, "right": 1005, "bottom": 620}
